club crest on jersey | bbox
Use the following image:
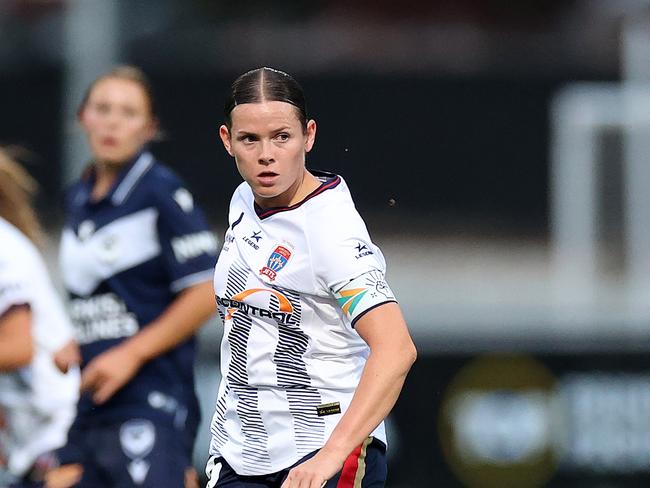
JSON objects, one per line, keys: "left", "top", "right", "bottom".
{"left": 260, "top": 245, "right": 291, "bottom": 281}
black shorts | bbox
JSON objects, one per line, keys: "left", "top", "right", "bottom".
{"left": 205, "top": 437, "right": 387, "bottom": 488}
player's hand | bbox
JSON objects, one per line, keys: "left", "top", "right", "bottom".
{"left": 53, "top": 340, "right": 81, "bottom": 373}
{"left": 280, "top": 451, "right": 343, "bottom": 488}
{"left": 44, "top": 463, "right": 83, "bottom": 488}
{"left": 80, "top": 344, "right": 143, "bottom": 404}
{"left": 185, "top": 466, "right": 200, "bottom": 488}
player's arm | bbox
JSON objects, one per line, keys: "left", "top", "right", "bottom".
{"left": 282, "top": 301, "right": 417, "bottom": 488}
{"left": 80, "top": 280, "right": 214, "bottom": 404}
{"left": 0, "top": 304, "right": 33, "bottom": 371}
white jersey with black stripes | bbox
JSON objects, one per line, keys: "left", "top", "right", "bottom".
{"left": 209, "top": 172, "right": 397, "bottom": 476}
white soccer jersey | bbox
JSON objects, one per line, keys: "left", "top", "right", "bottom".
{"left": 0, "top": 218, "right": 79, "bottom": 477}
{"left": 209, "top": 172, "right": 397, "bottom": 475}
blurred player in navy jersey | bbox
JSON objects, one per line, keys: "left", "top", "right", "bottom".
{"left": 205, "top": 67, "right": 417, "bottom": 488}
{"left": 49, "top": 66, "right": 217, "bottom": 488}
{"left": 0, "top": 149, "right": 80, "bottom": 488}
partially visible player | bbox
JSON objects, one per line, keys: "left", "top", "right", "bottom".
{"left": 52, "top": 65, "right": 217, "bottom": 487}
{"left": 205, "top": 67, "right": 417, "bottom": 488}
{"left": 0, "top": 149, "right": 80, "bottom": 488}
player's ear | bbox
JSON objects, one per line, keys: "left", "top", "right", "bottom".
{"left": 305, "top": 119, "right": 316, "bottom": 153}
{"left": 219, "top": 125, "right": 233, "bottom": 156}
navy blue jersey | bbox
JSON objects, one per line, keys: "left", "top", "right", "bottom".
{"left": 59, "top": 151, "right": 217, "bottom": 430}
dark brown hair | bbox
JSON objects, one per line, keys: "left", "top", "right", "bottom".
{"left": 224, "top": 67, "right": 307, "bottom": 131}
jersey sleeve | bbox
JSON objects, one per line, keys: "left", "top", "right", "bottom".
{"left": 332, "top": 269, "right": 397, "bottom": 327}
{"left": 155, "top": 183, "right": 218, "bottom": 293}
{"left": 0, "top": 257, "right": 31, "bottom": 317}
{"left": 310, "top": 204, "right": 397, "bottom": 326}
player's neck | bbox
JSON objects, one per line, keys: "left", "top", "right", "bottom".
{"left": 289, "top": 169, "right": 320, "bottom": 206}
{"left": 91, "top": 160, "right": 122, "bottom": 201}
{"left": 255, "top": 169, "right": 320, "bottom": 209}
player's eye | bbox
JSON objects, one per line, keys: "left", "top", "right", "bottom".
{"left": 238, "top": 134, "right": 257, "bottom": 143}
{"left": 122, "top": 107, "right": 138, "bottom": 118}
{"left": 275, "top": 133, "right": 290, "bottom": 142}
{"left": 94, "top": 102, "right": 110, "bottom": 114}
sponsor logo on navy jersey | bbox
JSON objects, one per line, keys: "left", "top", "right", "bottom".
{"left": 171, "top": 231, "right": 217, "bottom": 263}
{"left": 69, "top": 292, "right": 138, "bottom": 344}
{"left": 259, "top": 245, "right": 292, "bottom": 281}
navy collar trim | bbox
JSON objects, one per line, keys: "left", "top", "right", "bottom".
{"left": 254, "top": 170, "right": 341, "bottom": 219}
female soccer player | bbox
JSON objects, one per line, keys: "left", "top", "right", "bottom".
{"left": 0, "top": 149, "right": 79, "bottom": 487}
{"left": 53, "top": 66, "right": 217, "bottom": 487}
{"left": 206, "top": 67, "right": 417, "bottom": 488}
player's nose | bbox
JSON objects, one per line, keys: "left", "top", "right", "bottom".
{"left": 258, "top": 139, "right": 275, "bottom": 165}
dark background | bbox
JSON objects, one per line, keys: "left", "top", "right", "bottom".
{"left": 0, "top": 69, "right": 609, "bottom": 232}
{"left": 3, "top": 1, "right": 649, "bottom": 486}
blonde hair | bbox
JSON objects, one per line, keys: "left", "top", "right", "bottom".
{"left": 0, "top": 148, "right": 43, "bottom": 244}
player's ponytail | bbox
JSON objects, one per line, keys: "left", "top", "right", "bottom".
{"left": 0, "top": 148, "right": 43, "bottom": 245}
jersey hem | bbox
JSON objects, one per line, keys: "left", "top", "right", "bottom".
{"left": 170, "top": 269, "right": 215, "bottom": 292}
{"left": 350, "top": 300, "right": 398, "bottom": 328}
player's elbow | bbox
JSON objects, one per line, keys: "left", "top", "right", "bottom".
{"left": 402, "top": 340, "right": 417, "bottom": 372}
{"left": 389, "top": 338, "right": 417, "bottom": 377}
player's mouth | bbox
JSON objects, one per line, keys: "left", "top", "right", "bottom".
{"left": 257, "top": 171, "right": 279, "bottom": 186}
{"left": 100, "top": 136, "right": 118, "bottom": 147}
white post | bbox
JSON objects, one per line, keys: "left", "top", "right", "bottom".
{"left": 621, "top": 15, "right": 650, "bottom": 309}
{"left": 62, "top": 0, "right": 119, "bottom": 185}
{"left": 551, "top": 85, "right": 628, "bottom": 313}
